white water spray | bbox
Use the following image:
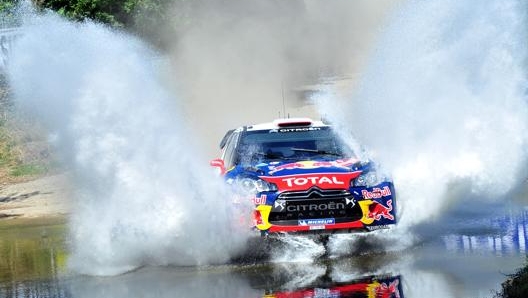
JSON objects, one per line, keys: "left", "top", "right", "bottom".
{"left": 7, "top": 8, "right": 251, "bottom": 275}
{"left": 316, "top": 0, "right": 528, "bottom": 233}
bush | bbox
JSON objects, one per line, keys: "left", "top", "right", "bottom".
{"left": 495, "top": 260, "right": 528, "bottom": 298}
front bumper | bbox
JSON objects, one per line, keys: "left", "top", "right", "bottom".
{"left": 253, "top": 181, "right": 396, "bottom": 235}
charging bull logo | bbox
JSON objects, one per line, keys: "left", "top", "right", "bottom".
{"left": 373, "top": 280, "right": 400, "bottom": 298}
{"left": 369, "top": 200, "right": 394, "bottom": 221}
{"left": 268, "top": 158, "right": 359, "bottom": 174}
{"left": 359, "top": 199, "right": 394, "bottom": 225}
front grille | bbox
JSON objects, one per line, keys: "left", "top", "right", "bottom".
{"left": 269, "top": 188, "right": 362, "bottom": 225}
{"left": 278, "top": 188, "right": 351, "bottom": 200}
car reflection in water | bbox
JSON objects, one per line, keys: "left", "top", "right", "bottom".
{"left": 65, "top": 259, "right": 405, "bottom": 298}
{"left": 260, "top": 275, "right": 402, "bottom": 298}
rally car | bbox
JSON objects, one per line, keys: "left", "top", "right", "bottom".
{"left": 210, "top": 118, "right": 396, "bottom": 236}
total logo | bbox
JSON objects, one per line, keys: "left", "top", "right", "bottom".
{"left": 282, "top": 176, "right": 344, "bottom": 187}
{"left": 261, "top": 172, "right": 361, "bottom": 191}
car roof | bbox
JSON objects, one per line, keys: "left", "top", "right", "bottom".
{"left": 245, "top": 118, "right": 328, "bottom": 131}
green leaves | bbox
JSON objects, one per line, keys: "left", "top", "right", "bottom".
{"left": 43, "top": 0, "right": 130, "bottom": 26}
{"left": 38, "top": 0, "right": 178, "bottom": 48}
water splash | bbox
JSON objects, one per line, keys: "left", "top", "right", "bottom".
{"left": 271, "top": 235, "right": 326, "bottom": 263}
{"left": 315, "top": 0, "right": 528, "bottom": 232}
{"left": 7, "top": 7, "right": 252, "bottom": 275}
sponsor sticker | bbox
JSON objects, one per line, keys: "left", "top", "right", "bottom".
{"left": 261, "top": 172, "right": 361, "bottom": 191}
{"left": 287, "top": 202, "right": 346, "bottom": 212}
{"left": 268, "top": 159, "right": 358, "bottom": 174}
{"left": 299, "top": 218, "right": 335, "bottom": 226}
{"left": 361, "top": 186, "right": 392, "bottom": 199}
{"left": 277, "top": 127, "right": 321, "bottom": 133}
{"left": 282, "top": 176, "right": 345, "bottom": 187}
{"left": 252, "top": 194, "right": 267, "bottom": 205}
{"left": 367, "top": 199, "right": 394, "bottom": 221}
{"left": 366, "top": 225, "right": 391, "bottom": 231}
{"left": 309, "top": 225, "right": 325, "bottom": 230}
{"left": 274, "top": 199, "right": 286, "bottom": 211}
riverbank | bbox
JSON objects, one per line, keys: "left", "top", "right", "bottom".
{"left": 0, "top": 173, "right": 71, "bottom": 220}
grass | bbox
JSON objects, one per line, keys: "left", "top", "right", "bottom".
{"left": 10, "top": 163, "right": 49, "bottom": 177}
{"left": 0, "top": 78, "right": 55, "bottom": 183}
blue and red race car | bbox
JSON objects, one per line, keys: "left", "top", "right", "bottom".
{"left": 211, "top": 118, "right": 396, "bottom": 236}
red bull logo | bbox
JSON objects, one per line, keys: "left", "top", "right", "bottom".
{"left": 368, "top": 199, "right": 394, "bottom": 221}
{"left": 374, "top": 279, "right": 400, "bottom": 298}
{"left": 362, "top": 186, "right": 392, "bottom": 199}
{"left": 252, "top": 194, "right": 267, "bottom": 205}
{"left": 269, "top": 158, "right": 359, "bottom": 174}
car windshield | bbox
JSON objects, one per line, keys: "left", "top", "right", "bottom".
{"left": 235, "top": 126, "right": 354, "bottom": 165}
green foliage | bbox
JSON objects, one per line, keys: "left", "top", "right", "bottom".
{"left": 0, "top": 0, "right": 20, "bottom": 27}
{"left": 0, "top": 0, "right": 16, "bottom": 12}
{"left": 495, "top": 260, "right": 528, "bottom": 298}
{"left": 42, "top": 0, "right": 133, "bottom": 27}
{"left": 39, "top": 0, "right": 178, "bottom": 47}
{"left": 1, "top": 0, "right": 192, "bottom": 48}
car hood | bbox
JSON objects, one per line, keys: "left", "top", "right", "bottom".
{"left": 251, "top": 157, "right": 363, "bottom": 176}
{"left": 225, "top": 158, "right": 367, "bottom": 192}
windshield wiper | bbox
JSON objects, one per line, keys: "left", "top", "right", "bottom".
{"left": 290, "top": 148, "right": 342, "bottom": 156}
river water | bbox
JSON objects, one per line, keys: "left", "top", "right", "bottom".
{"left": 1, "top": 200, "right": 527, "bottom": 298}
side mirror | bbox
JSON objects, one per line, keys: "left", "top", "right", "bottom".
{"left": 210, "top": 158, "right": 226, "bottom": 175}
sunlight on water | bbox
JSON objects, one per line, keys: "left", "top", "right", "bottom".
{"left": 443, "top": 209, "right": 528, "bottom": 255}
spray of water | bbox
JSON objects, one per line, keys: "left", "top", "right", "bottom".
{"left": 166, "top": 0, "right": 398, "bottom": 158}
{"left": 315, "top": 0, "right": 528, "bottom": 235}
{"left": 7, "top": 7, "right": 252, "bottom": 275}
{"left": 271, "top": 235, "right": 326, "bottom": 263}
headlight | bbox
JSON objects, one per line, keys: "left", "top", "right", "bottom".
{"left": 235, "top": 177, "right": 277, "bottom": 193}
{"left": 352, "top": 171, "right": 380, "bottom": 187}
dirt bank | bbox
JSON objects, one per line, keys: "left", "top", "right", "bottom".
{"left": 0, "top": 173, "right": 72, "bottom": 220}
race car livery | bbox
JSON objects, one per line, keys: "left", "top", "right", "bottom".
{"left": 211, "top": 118, "right": 396, "bottom": 235}
{"left": 262, "top": 275, "right": 403, "bottom": 298}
